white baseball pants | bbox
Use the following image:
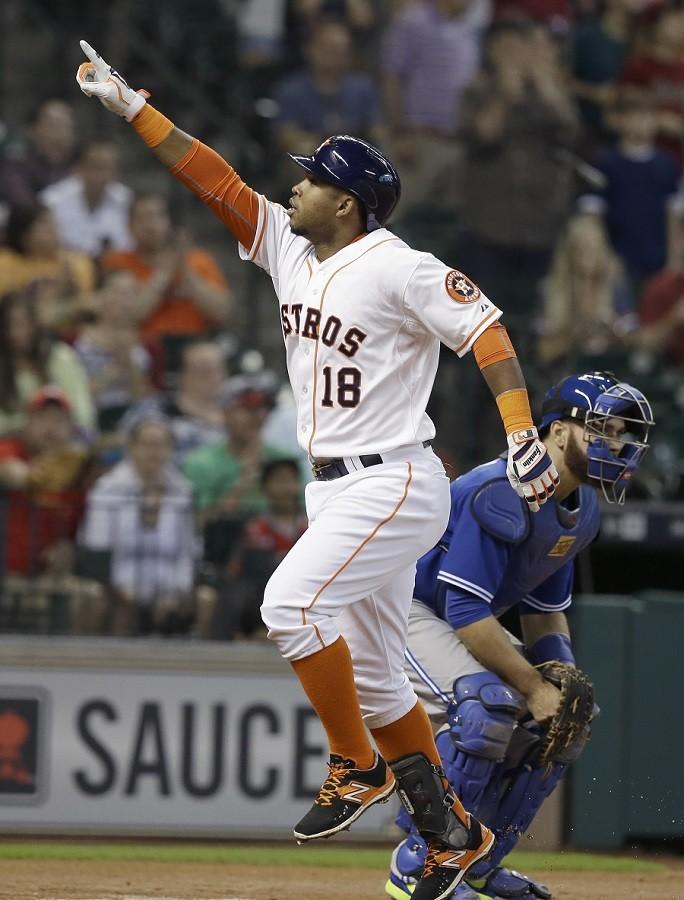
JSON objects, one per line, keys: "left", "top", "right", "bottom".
{"left": 261, "top": 443, "right": 450, "bottom": 728}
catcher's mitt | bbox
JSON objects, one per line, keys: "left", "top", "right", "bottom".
{"left": 537, "top": 662, "right": 595, "bottom": 767}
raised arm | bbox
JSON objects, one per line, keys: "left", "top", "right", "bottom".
{"left": 76, "top": 40, "right": 261, "bottom": 250}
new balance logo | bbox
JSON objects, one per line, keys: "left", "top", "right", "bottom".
{"left": 341, "top": 781, "right": 372, "bottom": 804}
{"left": 440, "top": 851, "right": 467, "bottom": 868}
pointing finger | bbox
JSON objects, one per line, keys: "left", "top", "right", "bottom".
{"left": 80, "top": 40, "right": 109, "bottom": 78}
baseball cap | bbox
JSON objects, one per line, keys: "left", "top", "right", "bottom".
{"left": 218, "top": 374, "right": 277, "bottom": 411}
{"left": 26, "top": 384, "right": 72, "bottom": 414}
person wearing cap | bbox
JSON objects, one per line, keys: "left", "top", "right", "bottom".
{"left": 182, "top": 374, "right": 298, "bottom": 534}
{"left": 386, "top": 372, "right": 654, "bottom": 900}
{"left": 0, "top": 384, "right": 100, "bottom": 633}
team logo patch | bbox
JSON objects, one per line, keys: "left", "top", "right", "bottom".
{"left": 445, "top": 270, "right": 480, "bottom": 303}
{"left": 548, "top": 535, "right": 576, "bottom": 557}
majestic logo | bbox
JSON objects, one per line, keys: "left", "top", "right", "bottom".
{"left": 445, "top": 270, "right": 480, "bottom": 303}
{"left": 548, "top": 535, "right": 577, "bottom": 557}
{"left": 0, "top": 689, "right": 48, "bottom": 805}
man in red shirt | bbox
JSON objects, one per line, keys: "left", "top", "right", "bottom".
{"left": 0, "top": 386, "right": 100, "bottom": 632}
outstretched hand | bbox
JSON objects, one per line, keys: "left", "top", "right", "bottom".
{"left": 76, "top": 40, "right": 148, "bottom": 121}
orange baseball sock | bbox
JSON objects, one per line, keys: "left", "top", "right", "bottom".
{"left": 371, "top": 701, "right": 468, "bottom": 821}
{"left": 291, "top": 637, "right": 375, "bottom": 769}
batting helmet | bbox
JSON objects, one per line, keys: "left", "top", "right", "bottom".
{"left": 540, "top": 371, "right": 655, "bottom": 504}
{"left": 289, "top": 135, "right": 401, "bottom": 232}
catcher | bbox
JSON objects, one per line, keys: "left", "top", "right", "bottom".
{"left": 387, "top": 372, "right": 654, "bottom": 900}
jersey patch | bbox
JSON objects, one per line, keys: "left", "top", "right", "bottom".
{"left": 445, "top": 270, "right": 481, "bottom": 304}
{"left": 547, "top": 535, "right": 577, "bottom": 557}
{"left": 470, "top": 477, "right": 530, "bottom": 544}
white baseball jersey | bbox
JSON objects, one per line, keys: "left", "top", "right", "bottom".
{"left": 239, "top": 198, "right": 502, "bottom": 459}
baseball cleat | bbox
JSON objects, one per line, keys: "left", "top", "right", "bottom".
{"left": 469, "top": 866, "right": 552, "bottom": 898}
{"left": 294, "top": 752, "right": 395, "bottom": 842}
{"left": 411, "top": 815, "right": 495, "bottom": 900}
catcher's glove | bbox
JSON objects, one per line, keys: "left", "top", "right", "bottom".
{"left": 536, "top": 662, "right": 596, "bottom": 767}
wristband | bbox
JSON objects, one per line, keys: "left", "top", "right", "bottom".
{"left": 132, "top": 104, "right": 174, "bottom": 148}
{"left": 496, "top": 388, "right": 533, "bottom": 434}
{"left": 472, "top": 324, "right": 516, "bottom": 370}
{"left": 527, "top": 633, "right": 575, "bottom": 666}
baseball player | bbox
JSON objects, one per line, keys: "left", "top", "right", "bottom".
{"left": 384, "top": 372, "right": 654, "bottom": 900}
{"left": 76, "top": 42, "right": 560, "bottom": 900}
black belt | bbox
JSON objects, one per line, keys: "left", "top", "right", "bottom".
{"left": 312, "top": 441, "right": 431, "bottom": 482}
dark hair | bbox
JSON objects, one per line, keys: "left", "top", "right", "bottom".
{"left": 0, "top": 291, "right": 52, "bottom": 412}
{"left": 260, "top": 457, "right": 301, "bottom": 486}
{"left": 4, "top": 204, "right": 51, "bottom": 255}
{"left": 129, "top": 191, "right": 169, "bottom": 220}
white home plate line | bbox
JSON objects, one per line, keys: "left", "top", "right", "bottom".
{"left": 37, "top": 896, "right": 256, "bottom": 900}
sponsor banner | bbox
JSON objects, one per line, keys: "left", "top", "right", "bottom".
{"left": 0, "top": 668, "right": 395, "bottom": 836}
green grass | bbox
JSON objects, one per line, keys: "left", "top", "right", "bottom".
{"left": 0, "top": 842, "right": 667, "bottom": 874}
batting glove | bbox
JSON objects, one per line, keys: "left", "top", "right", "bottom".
{"left": 506, "top": 427, "right": 559, "bottom": 512}
{"left": 76, "top": 40, "right": 148, "bottom": 122}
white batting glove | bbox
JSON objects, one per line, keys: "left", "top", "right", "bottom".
{"left": 76, "top": 40, "right": 148, "bottom": 122}
{"left": 506, "top": 427, "right": 559, "bottom": 512}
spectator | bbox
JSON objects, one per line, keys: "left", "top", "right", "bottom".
{"left": 222, "top": 457, "right": 307, "bottom": 638}
{"left": 119, "top": 339, "right": 227, "bottom": 465}
{"left": 0, "top": 291, "right": 95, "bottom": 437}
{"left": 380, "top": 0, "right": 487, "bottom": 215}
{"left": 586, "top": 93, "right": 680, "bottom": 290}
{"left": 620, "top": 4, "right": 684, "bottom": 166}
{"left": 0, "top": 100, "right": 76, "bottom": 210}
{"left": 80, "top": 418, "right": 214, "bottom": 637}
{"left": 183, "top": 375, "right": 292, "bottom": 554}
{"left": 572, "top": 0, "right": 636, "bottom": 142}
{"left": 457, "top": 21, "right": 579, "bottom": 314}
{"left": 284, "top": 0, "right": 378, "bottom": 70}
{"left": 40, "top": 141, "right": 133, "bottom": 256}
{"left": 0, "top": 204, "right": 96, "bottom": 331}
{"left": 637, "top": 209, "right": 684, "bottom": 367}
{"left": 274, "top": 19, "right": 383, "bottom": 156}
{"left": 0, "top": 386, "right": 100, "bottom": 633}
{"left": 537, "top": 213, "right": 637, "bottom": 369}
{"left": 103, "top": 193, "right": 231, "bottom": 347}
{"left": 74, "top": 270, "right": 153, "bottom": 432}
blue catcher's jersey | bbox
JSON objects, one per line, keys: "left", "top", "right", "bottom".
{"left": 414, "top": 458, "right": 600, "bottom": 629}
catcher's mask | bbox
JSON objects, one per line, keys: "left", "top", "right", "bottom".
{"left": 540, "top": 372, "right": 654, "bottom": 504}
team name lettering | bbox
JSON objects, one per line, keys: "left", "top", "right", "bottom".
{"left": 280, "top": 304, "right": 367, "bottom": 358}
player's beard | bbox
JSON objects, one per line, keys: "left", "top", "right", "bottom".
{"left": 564, "top": 429, "right": 595, "bottom": 487}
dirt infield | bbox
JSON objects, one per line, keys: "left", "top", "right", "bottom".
{"left": 2, "top": 859, "right": 682, "bottom": 900}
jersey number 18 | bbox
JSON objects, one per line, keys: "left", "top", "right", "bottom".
{"left": 321, "top": 366, "right": 361, "bottom": 408}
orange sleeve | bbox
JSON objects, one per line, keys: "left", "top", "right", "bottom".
{"left": 170, "top": 139, "right": 261, "bottom": 249}
{"left": 472, "top": 323, "right": 517, "bottom": 370}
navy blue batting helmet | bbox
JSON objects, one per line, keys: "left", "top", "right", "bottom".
{"left": 289, "top": 135, "right": 401, "bottom": 231}
{"left": 540, "top": 371, "right": 654, "bottom": 504}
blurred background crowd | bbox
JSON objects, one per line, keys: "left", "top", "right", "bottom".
{"left": 0, "top": 0, "right": 682, "bottom": 641}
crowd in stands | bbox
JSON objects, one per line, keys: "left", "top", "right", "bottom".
{"left": 0, "top": 0, "right": 683, "bottom": 639}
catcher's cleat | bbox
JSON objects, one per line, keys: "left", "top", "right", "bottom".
{"left": 469, "top": 866, "right": 552, "bottom": 899}
{"left": 294, "top": 752, "right": 395, "bottom": 842}
{"left": 412, "top": 815, "right": 495, "bottom": 900}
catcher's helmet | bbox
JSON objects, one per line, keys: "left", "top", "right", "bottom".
{"left": 540, "top": 371, "right": 654, "bottom": 504}
{"left": 289, "top": 135, "right": 401, "bottom": 231}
